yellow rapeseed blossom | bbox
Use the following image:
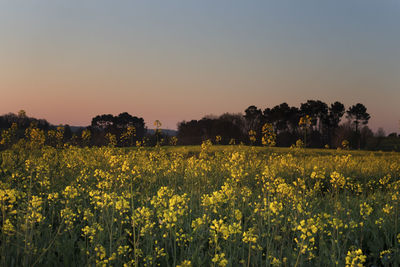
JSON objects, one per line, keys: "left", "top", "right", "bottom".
{"left": 330, "top": 171, "right": 347, "bottom": 190}
{"left": 176, "top": 260, "right": 192, "bottom": 267}
{"left": 345, "top": 249, "right": 366, "bottom": 267}
{"left": 380, "top": 249, "right": 392, "bottom": 262}
{"left": 261, "top": 123, "right": 276, "bottom": 147}
{"left": 0, "top": 127, "right": 399, "bottom": 266}
{"left": 360, "top": 202, "right": 373, "bottom": 219}
{"left": 211, "top": 253, "right": 228, "bottom": 267}
{"left": 382, "top": 204, "right": 393, "bottom": 215}
{"left": 242, "top": 227, "right": 258, "bottom": 246}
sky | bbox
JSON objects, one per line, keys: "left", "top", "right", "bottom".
{"left": 1, "top": 0, "right": 399, "bottom": 133}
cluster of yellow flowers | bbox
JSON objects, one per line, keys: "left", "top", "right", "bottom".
{"left": 299, "top": 115, "right": 312, "bottom": 127}
{"left": 0, "top": 138, "right": 400, "bottom": 265}
{"left": 261, "top": 123, "right": 276, "bottom": 147}
{"left": 345, "top": 249, "right": 366, "bottom": 267}
{"left": 248, "top": 130, "right": 257, "bottom": 144}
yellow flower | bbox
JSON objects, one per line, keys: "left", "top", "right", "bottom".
{"left": 212, "top": 253, "right": 228, "bottom": 267}
{"left": 380, "top": 249, "right": 392, "bottom": 261}
{"left": 382, "top": 204, "right": 393, "bottom": 214}
{"left": 345, "top": 249, "right": 366, "bottom": 267}
{"left": 360, "top": 202, "right": 373, "bottom": 218}
{"left": 330, "top": 171, "right": 346, "bottom": 190}
{"left": 176, "top": 260, "right": 192, "bottom": 267}
{"left": 242, "top": 227, "right": 258, "bottom": 244}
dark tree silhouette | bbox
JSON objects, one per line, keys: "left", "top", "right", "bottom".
{"left": 299, "top": 100, "right": 329, "bottom": 147}
{"left": 346, "top": 104, "right": 370, "bottom": 133}
{"left": 244, "top": 105, "right": 264, "bottom": 144}
{"left": 264, "top": 103, "right": 299, "bottom": 133}
{"left": 177, "top": 113, "right": 246, "bottom": 145}
{"left": 325, "top": 101, "right": 345, "bottom": 147}
{"left": 0, "top": 112, "right": 50, "bottom": 131}
{"left": 244, "top": 106, "right": 263, "bottom": 131}
{"left": 91, "top": 114, "right": 115, "bottom": 131}
{"left": 1, "top": 101, "right": 377, "bottom": 149}
{"left": 64, "top": 125, "right": 73, "bottom": 141}
{"left": 300, "top": 100, "right": 328, "bottom": 132}
{"left": 328, "top": 102, "right": 345, "bottom": 128}
{"left": 90, "top": 113, "right": 145, "bottom": 146}
{"left": 346, "top": 103, "right": 370, "bottom": 149}
{"left": 115, "top": 112, "right": 145, "bottom": 140}
{"left": 264, "top": 103, "right": 301, "bottom": 146}
{"left": 0, "top": 111, "right": 52, "bottom": 149}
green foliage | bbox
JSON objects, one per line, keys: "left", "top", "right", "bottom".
{"left": 0, "top": 143, "right": 399, "bottom": 266}
{"left": 0, "top": 123, "right": 18, "bottom": 148}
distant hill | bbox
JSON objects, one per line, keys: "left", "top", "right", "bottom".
{"left": 146, "top": 129, "right": 178, "bottom": 136}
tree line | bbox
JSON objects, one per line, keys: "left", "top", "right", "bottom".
{"left": 0, "top": 101, "right": 399, "bottom": 150}
{"left": 0, "top": 111, "right": 173, "bottom": 149}
{"left": 178, "top": 100, "right": 387, "bottom": 150}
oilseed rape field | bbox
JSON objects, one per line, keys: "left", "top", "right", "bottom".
{"left": 1, "top": 142, "right": 400, "bottom": 266}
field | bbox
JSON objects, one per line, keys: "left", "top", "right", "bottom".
{"left": 1, "top": 143, "right": 400, "bottom": 266}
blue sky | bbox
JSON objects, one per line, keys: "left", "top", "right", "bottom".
{"left": 1, "top": 1, "right": 399, "bottom": 132}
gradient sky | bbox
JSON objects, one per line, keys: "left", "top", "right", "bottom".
{"left": 1, "top": 1, "right": 399, "bottom": 133}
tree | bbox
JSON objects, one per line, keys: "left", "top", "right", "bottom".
{"left": 299, "top": 100, "right": 329, "bottom": 147}
{"left": 90, "top": 113, "right": 145, "bottom": 146}
{"left": 263, "top": 103, "right": 300, "bottom": 146}
{"left": 264, "top": 103, "right": 289, "bottom": 133}
{"left": 64, "top": 125, "right": 73, "bottom": 141}
{"left": 120, "top": 126, "right": 136, "bottom": 146}
{"left": 244, "top": 105, "right": 263, "bottom": 131}
{"left": 17, "top": 110, "right": 27, "bottom": 118}
{"left": 0, "top": 123, "right": 18, "bottom": 148}
{"left": 346, "top": 103, "right": 370, "bottom": 148}
{"left": 300, "top": 100, "right": 328, "bottom": 132}
{"left": 115, "top": 112, "right": 145, "bottom": 140}
{"left": 244, "top": 105, "right": 263, "bottom": 144}
{"left": 81, "top": 129, "right": 92, "bottom": 147}
{"left": 0, "top": 112, "right": 49, "bottom": 131}
{"left": 376, "top": 128, "right": 386, "bottom": 138}
{"left": 154, "top": 120, "right": 162, "bottom": 145}
{"left": 325, "top": 101, "right": 345, "bottom": 147}
{"left": 218, "top": 113, "right": 246, "bottom": 139}
{"left": 177, "top": 113, "right": 246, "bottom": 145}
{"left": 346, "top": 104, "right": 370, "bottom": 133}
{"left": 328, "top": 102, "right": 345, "bottom": 128}
{"left": 264, "top": 103, "right": 300, "bottom": 133}
{"left": 91, "top": 114, "right": 115, "bottom": 131}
